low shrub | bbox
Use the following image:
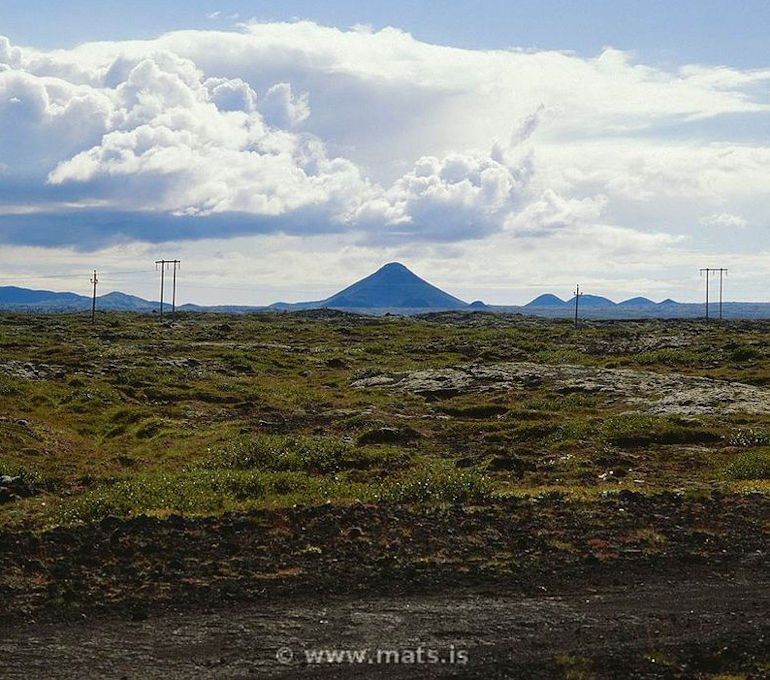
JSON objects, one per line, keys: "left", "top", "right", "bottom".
{"left": 54, "top": 469, "right": 269, "bottom": 523}
{"left": 205, "top": 434, "right": 351, "bottom": 473}
{"left": 0, "top": 374, "right": 25, "bottom": 396}
{"left": 378, "top": 468, "right": 493, "bottom": 504}
{"left": 728, "top": 428, "right": 770, "bottom": 447}
{"left": 601, "top": 413, "right": 720, "bottom": 447}
{"left": 439, "top": 404, "right": 508, "bottom": 419}
{"left": 134, "top": 418, "right": 170, "bottom": 439}
{"left": 53, "top": 468, "right": 376, "bottom": 524}
{"left": 204, "top": 434, "right": 402, "bottom": 473}
{"left": 635, "top": 349, "right": 703, "bottom": 368}
{"left": 721, "top": 449, "right": 770, "bottom": 480}
{"left": 0, "top": 460, "right": 41, "bottom": 485}
{"left": 730, "top": 346, "right": 762, "bottom": 362}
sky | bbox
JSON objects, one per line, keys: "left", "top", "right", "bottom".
{"left": 0, "top": 1, "right": 768, "bottom": 305}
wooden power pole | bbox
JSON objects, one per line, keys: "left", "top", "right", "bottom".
{"left": 574, "top": 284, "right": 583, "bottom": 328}
{"left": 155, "top": 260, "right": 181, "bottom": 321}
{"left": 700, "top": 268, "right": 728, "bottom": 320}
{"left": 90, "top": 270, "right": 98, "bottom": 323}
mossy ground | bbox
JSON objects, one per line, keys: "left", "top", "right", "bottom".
{"left": 1, "top": 311, "right": 769, "bottom": 529}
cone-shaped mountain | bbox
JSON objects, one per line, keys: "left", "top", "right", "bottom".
{"left": 319, "top": 262, "right": 467, "bottom": 309}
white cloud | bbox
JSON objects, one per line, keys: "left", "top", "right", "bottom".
{"left": 0, "top": 22, "right": 769, "bottom": 300}
{"left": 0, "top": 69, "right": 114, "bottom": 174}
{"left": 260, "top": 82, "right": 310, "bottom": 128}
{"left": 205, "top": 76, "right": 257, "bottom": 113}
{"left": 207, "top": 11, "right": 240, "bottom": 21}
{"left": 700, "top": 212, "right": 748, "bottom": 229}
{"left": 37, "top": 50, "right": 371, "bottom": 222}
{"left": 356, "top": 144, "right": 535, "bottom": 242}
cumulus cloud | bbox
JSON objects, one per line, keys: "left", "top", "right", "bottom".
{"left": 260, "top": 82, "right": 310, "bottom": 128}
{"left": 0, "top": 69, "right": 113, "bottom": 175}
{"left": 509, "top": 190, "right": 607, "bottom": 237}
{"left": 32, "top": 49, "right": 372, "bottom": 225}
{"left": 205, "top": 76, "right": 257, "bottom": 113}
{"left": 356, "top": 144, "right": 535, "bottom": 242}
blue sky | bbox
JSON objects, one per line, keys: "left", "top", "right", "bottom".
{"left": 5, "top": 0, "right": 770, "bottom": 68}
{"left": 0, "top": 1, "right": 768, "bottom": 304}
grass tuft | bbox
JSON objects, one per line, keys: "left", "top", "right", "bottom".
{"left": 721, "top": 449, "right": 770, "bottom": 480}
{"left": 377, "top": 468, "right": 493, "bottom": 504}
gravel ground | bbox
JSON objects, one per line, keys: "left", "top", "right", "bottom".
{"left": 2, "top": 576, "right": 768, "bottom": 679}
{"left": 1, "top": 494, "right": 769, "bottom": 678}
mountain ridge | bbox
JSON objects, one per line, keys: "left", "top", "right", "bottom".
{"left": 2, "top": 269, "right": 770, "bottom": 318}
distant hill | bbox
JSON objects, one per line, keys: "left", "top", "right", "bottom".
{"left": 618, "top": 297, "right": 656, "bottom": 307}
{"left": 0, "top": 287, "right": 162, "bottom": 313}
{"left": 0, "top": 286, "right": 87, "bottom": 307}
{"left": 97, "top": 292, "right": 157, "bottom": 311}
{"left": 272, "top": 262, "right": 467, "bottom": 311}
{"left": 180, "top": 303, "right": 269, "bottom": 313}
{"left": 3, "top": 275, "right": 770, "bottom": 319}
{"left": 526, "top": 294, "right": 566, "bottom": 307}
{"left": 566, "top": 294, "right": 615, "bottom": 307}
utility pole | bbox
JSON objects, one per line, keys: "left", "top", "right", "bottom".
{"left": 171, "top": 260, "right": 180, "bottom": 318}
{"left": 90, "top": 270, "right": 98, "bottom": 323}
{"left": 700, "top": 268, "right": 727, "bottom": 320}
{"left": 700, "top": 268, "right": 711, "bottom": 320}
{"left": 156, "top": 260, "right": 166, "bottom": 321}
{"left": 155, "top": 259, "right": 181, "bottom": 321}
{"left": 717, "top": 268, "right": 727, "bottom": 321}
{"left": 574, "top": 284, "right": 583, "bottom": 328}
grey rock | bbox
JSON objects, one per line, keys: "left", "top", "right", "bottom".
{"left": 353, "top": 361, "right": 770, "bottom": 416}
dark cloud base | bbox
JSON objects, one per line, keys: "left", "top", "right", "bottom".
{"left": 0, "top": 209, "right": 346, "bottom": 250}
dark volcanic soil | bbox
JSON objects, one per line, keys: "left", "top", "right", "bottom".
{"left": 2, "top": 578, "right": 769, "bottom": 679}
{"left": 1, "top": 493, "right": 769, "bottom": 678}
